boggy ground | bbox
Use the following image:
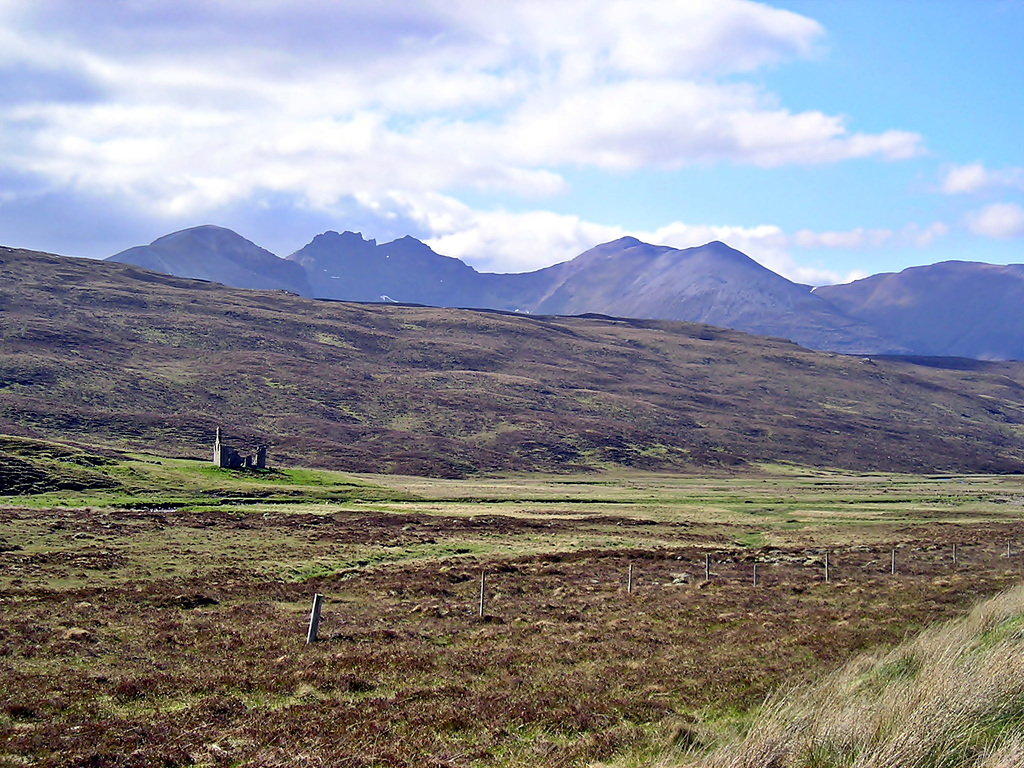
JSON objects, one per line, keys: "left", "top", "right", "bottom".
{"left": 2, "top": 471, "right": 1024, "bottom": 767}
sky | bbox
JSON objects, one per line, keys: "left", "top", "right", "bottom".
{"left": 0, "top": 0, "right": 1021, "bottom": 285}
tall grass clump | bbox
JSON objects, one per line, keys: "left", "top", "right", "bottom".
{"left": 680, "top": 584, "right": 1024, "bottom": 768}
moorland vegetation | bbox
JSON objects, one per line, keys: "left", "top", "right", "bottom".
{"left": 2, "top": 451, "right": 1024, "bottom": 766}
{"left": 680, "top": 583, "right": 1024, "bottom": 768}
{"left": 3, "top": 244, "right": 1024, "bottom": 767}
{"left": 2, "top": 245, "right": 1024, "bottom": 477}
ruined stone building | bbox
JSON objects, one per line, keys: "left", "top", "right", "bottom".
{"left": 213, "top": 427, "right": 267, "bottom": 469}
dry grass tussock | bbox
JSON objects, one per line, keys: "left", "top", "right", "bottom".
{"left": 675, "top": 583, "right": 1024, "bottom": 768}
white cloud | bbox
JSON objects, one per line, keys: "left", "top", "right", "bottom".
{"left": 0, "top": 0, "right": 942, "bottom": 285}
{"left": 790, "top": 222, "right": 950, "bottom": 251}
{"left": 498, "top": 80, "right": 921, "bottom": 170}
{"left": 966, "top": 202, "right": 1024, "bottom": 239}
{"left": 0, "top": 0, "right": 924, "bottom": 222}
{"left": 943, "top": 163, "right": 991, "bottom": 195}
{"left": 942, "top": 162, "right": 1024, "bottom": 195}
{"left": 429, "top": 210, "right": 621, "bottom": 274}
{"left": 469, "top": 0, "right": 826, "bottom": 81}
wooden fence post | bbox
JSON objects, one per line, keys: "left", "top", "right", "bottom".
{"left": 825, "top": 551, "right": 830, "bottom": 583}
{"left": 306, "top": 593, "right": 324, "bottom": 644}
{"left": 753, "top": 563, "right": 758, "bottom": 588}
{"left": 705, "top": 553, "right": 710, "bottom": 581}
{"left": 953, "top": 543, "right": 957, "bottom": 565}
{"left": 627, "top": 563, "right": 634, "bottom": 594}
{"left": 478, "top": 571, "right": 486, "bottom": 617}
{"left": 891, "top": 548, "right": 896, "bottom": 575}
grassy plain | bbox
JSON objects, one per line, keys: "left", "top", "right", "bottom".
{"left": 2, "top": 449, "right": 1024, "bottom": 767}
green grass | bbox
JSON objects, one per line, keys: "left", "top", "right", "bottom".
{"left": 678, "top": 585, "right": 1024, "bottom": 768}
{"left": 0, "top": 438, "right": 412, "bottom": 510}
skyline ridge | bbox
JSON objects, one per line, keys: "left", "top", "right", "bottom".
{"left": 99, "top": 223, "right": 1023, "bottom": 362}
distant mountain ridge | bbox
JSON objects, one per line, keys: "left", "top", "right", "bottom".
{"left": 110, "top": 225, "right": 313, "bottom": 296}
{"left": 516, "top": 237, "right": 905, "bottom": 355}
{"left": 106, "top": 225, "right": 1023, "bottom": 360}
{"left": 815, "top": 261, "right": 1024, "bottom": 361}
{"left": 289, "top": 230, "right": 483, "bottom": 306}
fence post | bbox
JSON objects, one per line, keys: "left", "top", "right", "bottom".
{"left": 891, "top": 548, "right": 896, "bottom": 575}
{"left": 825, "top": 551, "right": 830, "bottom": 583}
{"left": 478, "top": 571, "right": 486, "bottom": 617}
{"left": 953, "top": 543, "right": 957, "bottom": 565}
{"left": 306, "top": 593, "right": 324, "bottom": 644}
{"left": 627, "top": 563, "right": 634, "bottom": 594}
{"left": 705, "top": 553, "right": 710, "bottom": 581}
{"left": 753, "top": 563, "right": 758, "bottom": 588}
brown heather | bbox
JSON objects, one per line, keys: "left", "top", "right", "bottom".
{"left": 3, "top": 465, "right": 1024, "bottom": 766}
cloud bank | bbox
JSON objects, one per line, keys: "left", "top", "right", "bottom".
{"left": 0, "top": 0, "right": 930, "bottom": 273}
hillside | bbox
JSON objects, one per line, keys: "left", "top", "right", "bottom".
{"left": 3, "top": 244, "right": 1024, "bottom": 476}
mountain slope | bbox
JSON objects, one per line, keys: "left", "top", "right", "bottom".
{"left": 815, "top": 261, "right": 1024, "bottom": 361}
{"left": 288, "top": 232, "right": 910, "bottom": 354}
{"left": 286, "top": 230, "right": 558, "bottom": 312}
{"left": 525, "top": 238, "right": 907, "bottom": 354}
{"left": 3, "top": 244, "right": 1024, "bottom": 476}
{"left": 108, "top": 225, "right": 313, "bottom": 296}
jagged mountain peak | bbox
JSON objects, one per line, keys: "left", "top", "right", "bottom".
{"left": 288, "top": 230, "right": 479, "bottom": 304}
{"left": 308, "top": 230, "right": 377, "bottom": 247}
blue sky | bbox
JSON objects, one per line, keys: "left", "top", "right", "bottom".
{"left": 0, "top": 0, "right": 1021, "bottom": 284}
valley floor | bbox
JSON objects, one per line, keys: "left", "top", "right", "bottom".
{"left": 2, "top": 463, "right": 1024, "bottom": 767}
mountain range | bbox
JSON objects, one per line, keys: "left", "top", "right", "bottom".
{"left": 108, "top": 225, "right": 1023, "bottom": 360}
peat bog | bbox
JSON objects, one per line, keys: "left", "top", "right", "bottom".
{"left": 3, "top": 464, "right": 1024, "bottom": 767}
